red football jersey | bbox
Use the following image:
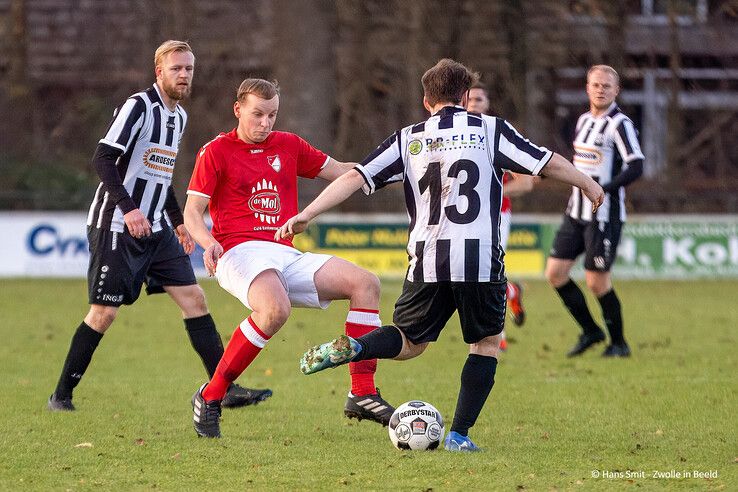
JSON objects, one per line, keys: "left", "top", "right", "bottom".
{"left": 501, "top": 172, "right": 512, "bottom": 213}
{"left": 187, "top": 129, "right": 329, "bottom": 252}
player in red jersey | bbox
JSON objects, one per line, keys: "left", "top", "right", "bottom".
{"left": 184, "top": 78, "right": 394, "bottom": 437}
{"left": 467, "top": 83, "right": 536, "bottom": 350}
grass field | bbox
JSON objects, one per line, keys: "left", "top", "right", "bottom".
{"left": 1, "top": 278, "right": 736, "bottom": 490}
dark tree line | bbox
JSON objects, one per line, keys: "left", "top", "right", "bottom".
{"left": 1, "top": 0, "right": 736, "bottom": 212}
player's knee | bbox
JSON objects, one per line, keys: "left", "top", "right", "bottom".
{"left": 262, "top": 301, "right": 291, "bottom": 328}
{"left": 174, "top": 285, "right": 208, "bottom": 318}
{"left": 187, "top": 285, "right": 208, "bottom": 313}
{"left": 85, "top": 305, "right": 118, "bottom": 332}
{"left": 361, "top": 270, "right": 381, "bottom": 301}
{"left": 544, "top": 261, "right": 556, "bottom": 284}
{"left": 396, "top": 341, "right": 428, "bottom": 360}
{"left": 345, "top": 268, "right": 380, "bottom": 304}
{"left": 586, "top": 279, "right": 609, "bottom": 297}
{"left": 470, "top": 335, "right": 501, "bottom": 357}
{"left": 545, "top": 262, "right": 566, "bottom": 287}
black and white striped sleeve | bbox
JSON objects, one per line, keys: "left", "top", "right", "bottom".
{"left": 613, "top": 118, "right": 644, "bottom": 163}
{"left": 494, "top": 119, "right": 552, "bottom": 176}
{"left": 574, "top": 113, "right": 588, "bottom": 134}
{"left": 355, "top": 131, "right": 405, "bottom": 195}
{"left": 99, "top": 96, "right": 146, "bottom": 152}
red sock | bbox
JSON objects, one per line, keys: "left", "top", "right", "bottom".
{"left": 202, "top": 317, "right": 270, "bottom": 401}
{"left": 345, "top": 308, "right": 380, "bottom": 396}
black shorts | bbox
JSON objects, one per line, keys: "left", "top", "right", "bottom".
{"left": 87, "top": 225, "right": 196, "bottom": 306}
{"left": 549, "top": 215, "right": 622, "bottom": 271}
{"left": 392, "top": 280, "right": 507, "bottom": 345}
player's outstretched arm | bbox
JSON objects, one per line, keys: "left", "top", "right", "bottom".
{"left": 541, "top": 153, "right": 605, "bottom": 212}
{"left": 503, "top": 173, "right": 537, "bottom": 198}
{"left": 275, "top": 169, "right": 366, "bottom": 240}
{"left": 184, "top": 194, "right": 223, "bottom": 276}
{"left": 316, "top": 158, "right": 360, "bottom": 181}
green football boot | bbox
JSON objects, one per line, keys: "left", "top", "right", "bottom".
{"left": 300, "top": 335, "right": 361, "bottom": 375}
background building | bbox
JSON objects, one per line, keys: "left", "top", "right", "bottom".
{"left": 1, "top": 0, "right": 736, "bottom": 212}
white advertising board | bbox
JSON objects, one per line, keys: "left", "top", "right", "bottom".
{"left": 0, "top": 212, "right": 210, "bottom": 278}
{"left": 0, "top": 212, "right": 90, "bottom": 277}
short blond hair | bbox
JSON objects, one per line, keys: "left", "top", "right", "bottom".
{"left": 587, "top": 65, "right": 619, "bottom": 86}
{"left": 237, "top": 78, "right": 280, "bottom": 102}
{"left": 154, "top": 40, "right": 194, "bottom": 68}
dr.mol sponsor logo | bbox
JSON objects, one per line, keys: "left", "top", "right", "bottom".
{"left": 27, "top": 224, "right": 86, "bottom": 256}
{"left": 249, "top": 179, "right": 281, "bottom": 225}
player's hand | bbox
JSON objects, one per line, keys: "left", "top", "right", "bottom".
{"left": 203, "top": 242, "right": 223, "bottom": 277}
{"left": 584, "top": 183, "right": 605, "bottom": 213}
{"left": 174, "top": 224, "right": 195, "bottom": 255}
{"left": 124, "top": 209, "right": 152, "bottom": 238}
{"left": 274, "top": 213, "right": 310, "bottom": 241}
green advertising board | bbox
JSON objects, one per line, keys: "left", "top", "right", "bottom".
{"left": 294, "top": 216, "right": 738, "bottom": 279}
{"left": 609, "top": 219, "right": 738, "bottom": 278}
{"left": 536, "top": 217, "right": 738, "bottom": 279}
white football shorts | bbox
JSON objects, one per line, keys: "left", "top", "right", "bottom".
{"left": 215, "top": 240, "right": 332, "bottom": 310}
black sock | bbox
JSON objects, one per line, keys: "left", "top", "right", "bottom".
{"left": 555, "top": 279, "right": 603, "bottom": 335}
{"left": 184, "top": 314, "right": 224, "bottom": 378}
{"left": 352, "top": 325, "right": 404, "bottom": 361}
{"left": 450, "top": 354, "right": 498, "bottom": 436}
{"left": 598, "top": 289, "right": 624, "bottom": 345}
{"left": 53, "top": 322, "right": 103, "bottom": 398}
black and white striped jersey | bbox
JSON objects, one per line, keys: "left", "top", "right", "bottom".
{"left": 355, "top": 105, "right": 552, "bottom": 283}
{"left": 568, "top": 102, "right": 643, "bottom": 223}
{"left": 87, "top": 84, "right": 187, "bottom": 233}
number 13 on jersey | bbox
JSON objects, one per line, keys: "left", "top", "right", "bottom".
{"left": 417, "top": 160, "right": 481, "bottom": 225}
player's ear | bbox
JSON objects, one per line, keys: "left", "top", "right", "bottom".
{"left": 461, "top": 90, "right": 469, "bottom": 108}
{"left": 423, "top": 96, "right": 432, "bottom": 113}
{"left": 233, "top": 101, "right": 241, "bottom": 118}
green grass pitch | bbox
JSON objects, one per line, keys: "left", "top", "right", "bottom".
{"left": 0, "top": 278, "right": 735, "bottom": 490}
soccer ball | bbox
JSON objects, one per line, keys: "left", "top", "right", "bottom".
{"left": 388, "top": 400, "right": 444, "bottom": 450}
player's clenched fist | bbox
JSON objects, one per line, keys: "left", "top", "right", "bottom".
{"left": 203, "top": 242, "right": 223, "bottom": 276}
{"left": 584, "top": 183, "right": 605, "bottom": 213}
{"left": 275, "top": 213, "right": 310, "bottom": 241}
{"left": 124, "top": 208, "right": 152, "bottom": 238}
{"left": 175, "top": 224, "right": 195, "bottom": 254}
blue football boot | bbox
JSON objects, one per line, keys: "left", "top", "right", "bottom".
{"left": 444, "top": 431, "right": 481, "bottom": 452}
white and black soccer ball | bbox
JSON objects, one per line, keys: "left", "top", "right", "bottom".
{"left": 388, "top": 400, "right": 444, "bottom": 450}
